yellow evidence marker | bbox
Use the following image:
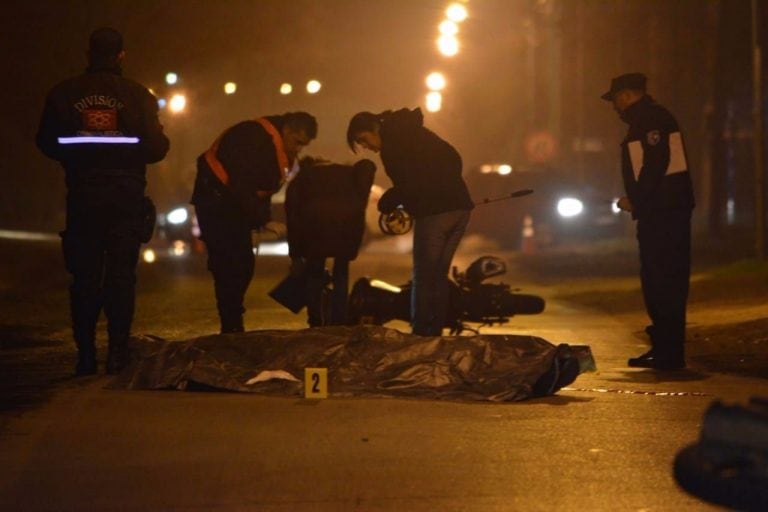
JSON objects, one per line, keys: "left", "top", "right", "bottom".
{"left": 304, "top": 368, "right": 328, "bottom": 399}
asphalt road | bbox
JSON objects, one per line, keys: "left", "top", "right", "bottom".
{"left": 0, "top": 235, "right": 764, "bottom": 511}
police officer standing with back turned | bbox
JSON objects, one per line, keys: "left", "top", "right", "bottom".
{"left": 36, "top": 27, "right": 170, "bottom": 376}
{"left": 602, "top": 73, "right": 695, "bottom": 370}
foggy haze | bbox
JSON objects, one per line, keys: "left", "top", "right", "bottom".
{"left": 1, "top": 0, "right": 765, "bottom": 233}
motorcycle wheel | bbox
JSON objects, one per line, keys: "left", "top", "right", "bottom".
{"left": 499, "top": 293, "right": 545, "bottom": 315}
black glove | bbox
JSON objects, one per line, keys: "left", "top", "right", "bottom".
{"left": 378, "top": 187, "right": 404, "bottom": 214}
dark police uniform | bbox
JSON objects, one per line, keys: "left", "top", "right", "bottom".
{"left": 190, "top": 117, "right": 286, "bottom": 333}
{"left": 36, "top": 36, "right": 169, "bottom": 375}
{"left": 619, "top": 94, "right": 695, "bottom": 368}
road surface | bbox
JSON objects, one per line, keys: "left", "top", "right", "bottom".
{"left": 0, "top": 235, "right": 764, "bottom": 511}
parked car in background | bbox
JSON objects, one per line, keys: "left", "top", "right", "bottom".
{"left": 141, "top": 198, "right": 290, "bottom": 264}
{"left": 140, "top": 204, "right": 203, "bottom": 264}
{"left": 464, "top": 163, "right": 629, "bottom": 249}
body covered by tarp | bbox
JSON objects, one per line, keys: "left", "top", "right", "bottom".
{"left": 111, "top": 326, "right": 591, "bottom": 401}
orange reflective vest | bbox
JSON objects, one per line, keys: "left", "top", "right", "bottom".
{"left": 203, "top": 117, "right": 289, "bottom": 190}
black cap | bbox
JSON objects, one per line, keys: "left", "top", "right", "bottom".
{"left": 601, "top": 72, "right": 646, "bottom": 101}
{"left": 89, "top": 27, "right": 123, "bottom": 58}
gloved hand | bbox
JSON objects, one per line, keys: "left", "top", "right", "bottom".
{"left": 616, "top": 196, "right": 633, "bottom": 213}
{"left": 378, "top": 187, "right": 404, "bottom": 214}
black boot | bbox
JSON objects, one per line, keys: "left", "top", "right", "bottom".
{"left": 220, "top": 314, "right": 244, "bottom": 334}
{"left": 75, "top": 347, "right": 97, "bottom": 376}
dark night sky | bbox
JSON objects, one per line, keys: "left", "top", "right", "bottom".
{"left": 1, "top": 0, "right": 763, "bottom": 229}
{"left": 3, "top": 0, "right": 479, "bottom": 221}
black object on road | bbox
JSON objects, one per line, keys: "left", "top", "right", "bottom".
{"left": 347, "top": 255, "right": 545, "bottom": 334}
{"left": 674, "top": 397, "right": 768, "bottom": 511}
{"left": 268, "top": 273, "right": 308, "bottom": 314}
{"left": 112, "top": 325, "right": 591, "bottom": 402}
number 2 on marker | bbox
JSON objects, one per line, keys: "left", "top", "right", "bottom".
{"left": 304, "top": 368, "right": 327, "bottom": 398}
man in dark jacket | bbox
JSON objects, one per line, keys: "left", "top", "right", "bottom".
{"left": 285, "top": 157, "right": 376, "bottom": 326}
{"left": 36, "top": 27, "right": 169, "bottom": 375}
{"left": 191, "top": 112, "right": 317, "bottom": 333}
{"left": 603, "top": 73, "right": 695, "bottom": 370}
{"left": 347, "top": 108, "right": 474, "bottom": 336}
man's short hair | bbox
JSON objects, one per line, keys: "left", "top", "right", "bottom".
{"left": 283, "top": 112, "right": 318, "bottom": 140}
{"left": 89, "top": 27, "right": 123, "bottom": 60}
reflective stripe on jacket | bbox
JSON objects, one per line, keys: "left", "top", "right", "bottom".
{"left": 620, "top": 96, "right": 695, "bottom": 219}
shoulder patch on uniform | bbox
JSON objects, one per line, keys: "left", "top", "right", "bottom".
{"left": 646, "top": 130, "right": 661, "bottom": 146}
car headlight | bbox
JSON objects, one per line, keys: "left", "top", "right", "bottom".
{"left": 166, "top": 207, "right": 189, "bottom": 225}
{"left": 170, "top": 240, "right": 189, "bottom": 257}
{"left": 557, "top": 197, "right": 584, "bottom": 218}
{"left": 142, "top": 248, "right": 156, "bottom": 263}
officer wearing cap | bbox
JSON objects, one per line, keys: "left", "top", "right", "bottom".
{"left": 36, "top": 27, "right": 169, "bottom": 375}
{"left": 602, "top": 73, "right": 695, "bottom": 370}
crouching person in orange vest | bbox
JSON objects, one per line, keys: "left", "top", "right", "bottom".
{"left": 191, "top": 112, "right": 317, "bottom": 333}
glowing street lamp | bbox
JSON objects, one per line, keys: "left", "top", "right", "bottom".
{"left": 437, "top": 34, "right": 459, "bottom": 57}
{"left": 168, "top": 93, "right": 186, "bottom": 113}
{"left": 306, "top": 79, "right": 322, "bottom": 94}
{"left": 224, "top": 82, "right": 237, "bottom": 95}
{"left": 165, "top": 72, "right": 178, "bottom": 85}
{"left": 426, "top": 91, "right": 442, "bottom": 112}
{"left": 439, "top": 19, "right": 459, "bottom": 36}
{"left": 426, "top": 72, "right": 446, "bottom": 91}
{"left": 280, "top": 83, "right": 293, "bottom": 95}
{"left": 446, "top": 3, "right": 468, "bottom": 23}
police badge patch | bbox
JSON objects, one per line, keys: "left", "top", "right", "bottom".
{"left": 646, "top": 130, "right": 661, "bottom": 146}
{"left": 83, "top": 109, "right": 117, "bottom": 131}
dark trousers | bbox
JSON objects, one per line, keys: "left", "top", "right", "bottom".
{"left": 636, "top": 209, "right": 692, "bottom": 362}
{"left": 195, "top": 201, "right": 254, "bottom": 333}
{"left": 62, "top": 187, "right": 142, "bottom": 355}
{"left": 411, "top": 209, "right": 471, "bottom": 336}
{"left": 305, "top": 257, "right": 350, "bottom": 327}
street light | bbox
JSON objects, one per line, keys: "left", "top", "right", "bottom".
{"left": 165, "top": 72, "right": 178, "bottom": 85}
{"left": 168, "top": 93, "right": 186, "bottom": 113}
{"left": 446, "top": 3, "right": 468, "bottom": 23}
{"left": 224, "top": 82, "right": 237, "bottom": 95}
{"left": 306, "top": 79, "right": 322, "bottom": 94}
{"left": 426, "top": 91, "right": 442, "bottom": 112}
{"left": 437, "top": 34, "right": 459, "bottom": 57}
{"left": 426, "top": 72, "right": 446, "bottom": 91}
{"left": 439, "top": 19, "right": 459, "bottom": 36}
{"left": 280, "top": 83, "right": 293, "bottom": 95}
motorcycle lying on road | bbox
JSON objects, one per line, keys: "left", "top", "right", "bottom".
{"left": 347, "top": 255, "right": 545, "bottom": 335}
